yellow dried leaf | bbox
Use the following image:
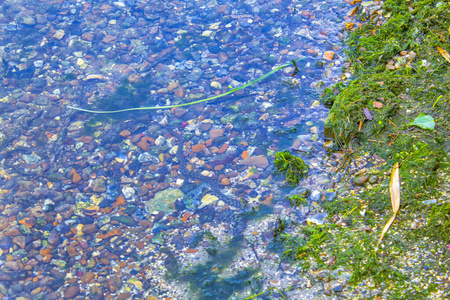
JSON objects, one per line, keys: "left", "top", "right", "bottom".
{"left": 390, "top": 162, "right": 400, "bottom": 213}
{"left": 348, "top": 7, "right": 358, "bottom": 16}
{"left": 377, "top": 162, "right": 401, "bottom": 247}
{"left": 127, "top": 277, "right": 143, "bottom": 289}
{"left": 373, "top": 101, "right": 384, "bottom": 108}
{"left": 377, "top": 214, "right": 396, "bottom": 247}
{"left": 344, "top": 22, "right": 354, "bottom": 30}
{"left": 437, "top": 46, "right": 450, "bottom": 64}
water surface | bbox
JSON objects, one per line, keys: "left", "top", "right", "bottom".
{"left": 0, "top": 0, "right": 348, "bottom": 298}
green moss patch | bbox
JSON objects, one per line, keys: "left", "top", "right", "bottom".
{"left": 274, "top": 0, "right": 450, "bottom": 298}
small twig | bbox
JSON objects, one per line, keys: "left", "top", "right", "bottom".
{"left": 388, "top": 132, "right": 400, "bottom": 146}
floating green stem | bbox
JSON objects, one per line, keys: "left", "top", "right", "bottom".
{"left": 67, "top": 58, "right": 305, "bottom": 114}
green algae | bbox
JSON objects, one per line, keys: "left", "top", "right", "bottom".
{"left": 275, "top": 0, "right": 450, "bottom": 297}
{"left": 274, "top": 150, "right": 308, "bottom": 187}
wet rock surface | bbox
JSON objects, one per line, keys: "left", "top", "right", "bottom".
{"left": 0, "top": 0, "right": 353, "bottom": 298}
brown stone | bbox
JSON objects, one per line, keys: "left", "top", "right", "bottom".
{"left": 97, "top": 228, "right": 123, "bottom": 240}
{"left": 218, "top": 52, "right": 229, "bottom": 63}
{"left": 181, "top": 212, "right": 191, "bottom": 222}
{"left": 81, "top": 33, "right": 94, "bottom": 41}
{"left": 0, "top": 216, "right": 8, "bottom": 231}
{"left": 67, "top": 243, "right": 79, "bottom": 257}
{"left": 191, "top": 144, "right": 206, "bottom": 153}
{"left": 80, "top": 272, "right": 95, "bottom": 284}
{"left": 43, "top": 254, "right": 52, "bottom": 263}
{"left": 31, "top": 287, "right": 42, "bottom": 295}
{"left": 130, "top": 134, "right": 142, "bottom": 143}
{"left": 102, "top": 34, "right": 116, "bottom": 43}
{"left": 217, "top": 143, "right": 229, "bottom": 154}
{"left": 101, "top": 258, "right": 110, "bottom": 265}
{"left": 138, "top": 220, "right": 153, "bottom": 228}
{"left": 209, "top": 129, "right": 224, "bottom": 139}
{"left": 106, "top": 277, "right": 122, "bottom": 293}
{"left": 137, "top": 136, "right": 154, "bottom": 151}
{"left": 117, "top": 292, "right": 132, "bottom": 300}
{"left": 186, "top": 249, "right": 198, "bottom": 253}
{"left": 240, "top": 155, "right": 269, "bottom": 168}
{"left": 174, "top": 86, "right": 185, "bottom": 98}
{"left": 137, "top": 187, "right": 149, "bottom": 197}
{"left": 220, "top": 177, "right": 231, "bottom": 186}
{"left": 119, "top": 130, "right": 131, "bottom": 138}
{"left": 199, "top": 122, "right": 212, "bottom": 131}
{"left": 171, "top": 107, "right": 188, "bottom": 117}
{"left": 23, "top": 264, "right": 33, "bottom": 271}
{"left": 4, "top": 261, "right": 19, "bottom": 271}
{"left": 83, "top": 205, "right": 99, "bottom": 216}
{"left": 13, "top": 236, "right": 26, "bottom": 249}
{"left": 82, "top": 224, "right": 98, "bottom": 235}
{"left": 167, "top": 81, "right": 180, "bottom": 91}
{"left": 78, "top": 136, "right": 94, "bottom": 143}
{"left": 118, "top": 261, "right": 127, "bottom": 268}
{"left": 47, "top": 232, "right": 60, "bottom": 245}
{"left": 72, "top": 169, "right": 81, "bottom": 184}
{"left": 67, "top": 278, "right": 78, "bottom": 284}
{"left": 64, "top": 285, "right": 80, "bottom": 299}
{"left": 136, "top": 241, "right": 145, "bottom": 250}
{"left": 166, "top": 215, "right": 176, "bottom": 222}
{"left": 19, "top": 217, "right": 36, "bottom": 228}
{"left": 4, "top": 227, "right": 21, "bottom": 237}
{"left": 214, "top": 165, "right": 224, "bottom": 171}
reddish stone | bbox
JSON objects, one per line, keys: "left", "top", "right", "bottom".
{"left": 64, "top": 285, "right": 80, "bottom": 299}
{"left": 192, "top": 144, "right": 206, "bottom": 153}
{"left": 97, "top": 228, "right": 123, "bottom": 240}
{"left": 240, "top": 155, "right": 269, "bottom": 168}
{"left": 119, "top": 130, "right": 131, "bottom": 138}
{"left": 72, "top": 169, "right": 81, "bottom": 184}
{"left": 136, "top": 241, "right": 145, "bottom": 250}
{"left": 0, "top": 216, "right": 8, "bottom": 230}
{"left": 78, "top": 136, "right": 94, "bottom": 143}
{"left": 217, "top": 143, "right": 229, "bottom": 154}
{"left": 171, "top": 107, "right": 188, "bottom": 117}
{"left": 81, "top": 33, "right": 94, "bottom": 41}
{"left": 220, "top": 177, "right": 231, "bottom": 186}
{"left": 137, "top": 136, "right": 154, "bottom": 151}
{"left": 19, "top": 217, "right": 36, "bottom": 228}
{"left": 4, "top": 227, "right": 21, "bottom": 237}
{"left": 181, "top": 212, "right": 191, "bottom": 222}
{"left": 13, "top": 236, "right": 26, "bottom": 249}
{"left": 209, "top": 129, "right": 224, "bottom": 139}
{"left": 139, "top": 220, "right": 153, "bottom": 228}
{"left": 174, "top": 86, "right": 185, "bottom": 98}
{"left": 67, "top": 243, "right": 79, "bottom": 257}
{"left": 81, "top": 224, "right": 98, "bottom": 235}
{"left": 102, "top": 34, "right": 116, "bottom": 43}
{"left": 214, "top": 165, "right": 224, "bottom": 171}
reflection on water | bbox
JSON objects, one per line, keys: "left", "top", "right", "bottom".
{"left": 0, "top": 0, "right": 348, "bottom": 298}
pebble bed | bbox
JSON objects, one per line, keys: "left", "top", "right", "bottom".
{"left": 0, "top": 0, "right": 353, "bottom": 299}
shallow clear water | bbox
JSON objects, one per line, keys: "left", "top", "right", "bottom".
{"left": 0, "top": 0, "right": 348, "bottom": 298}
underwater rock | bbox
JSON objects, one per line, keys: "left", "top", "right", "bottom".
{"left": 240, "top": 155, "right": 269, "bottom": 168}
{"left": 307, "top": 212, "right": 328, "bottom": 225}
{"left": 353, "top": 175, "right": 369, "bottom": 186}
{"left": 146, "top": 188, "right": 184, "bottom": 214}
{"left": 122, "top": 186, "right": 135, "bottom": 199}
